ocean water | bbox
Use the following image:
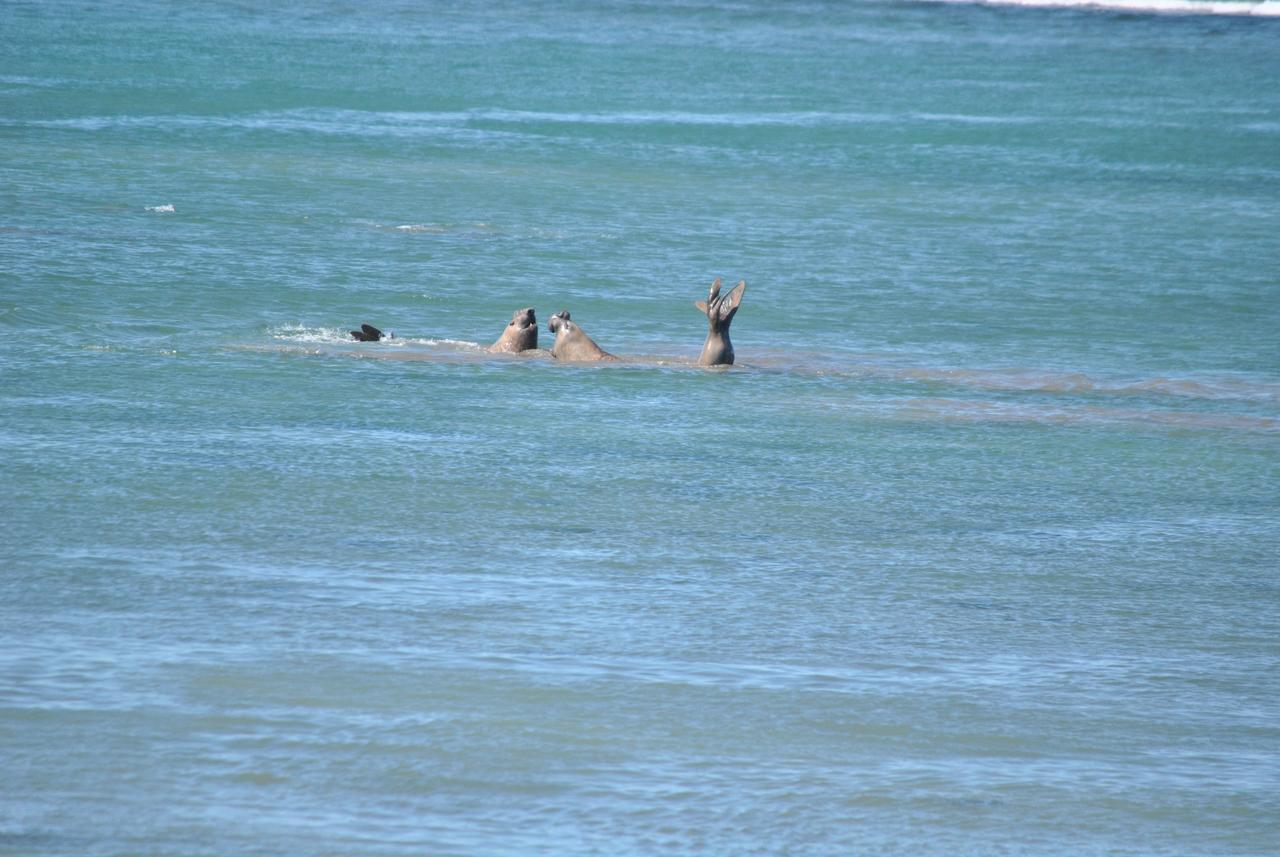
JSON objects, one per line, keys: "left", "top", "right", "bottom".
{"left": 2, "top": 0, "right": 1279, "bottom": 854}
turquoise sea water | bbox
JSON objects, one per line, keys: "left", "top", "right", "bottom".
{"left": 3, "top": 1, "right": 1279, "bottom": 854}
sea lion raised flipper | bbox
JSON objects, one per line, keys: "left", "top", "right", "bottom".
{"left": 695, "top": 278, "right": 745, "bottom": 366}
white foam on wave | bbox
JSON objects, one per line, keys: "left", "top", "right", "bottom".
{"left": 265, "top": 324, "right": 486, "bottom": 351}
{"left": 268, "top": 324, "right": 354, "bottom": 344}
{"left": 406, "top": 337, "right": 483, "bottom": 349}
{"left": 379, "top": 221, "right": 496, "bottom": 235}
{"left": 145, "top": 204, "right": 175, "bottom": 213}
{"left": 269, "top": 323, "right": 410, "bottom": 346}
{"left": 926, "top": 0, "right": 1280, "bottom": 16}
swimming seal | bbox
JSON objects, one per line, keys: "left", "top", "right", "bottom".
{"left": 350, "top": 323, "right": 389, "bottom": 342}
{"left": 694, "top": 278, "right": 745, "bottom": 366}
{"left": 548, "top": 311, "right": 616, "bottom": 361}
{"left": 488, "top": 307, "right": 539, "bottom": 353}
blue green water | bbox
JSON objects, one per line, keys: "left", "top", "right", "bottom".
{"left": 3, "top": 1, "right": 1279, "bottom": 854}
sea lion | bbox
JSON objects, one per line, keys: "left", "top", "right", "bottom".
{"left": 488, "top": 307, "right": 539, "bottom": 353}
{"left": 350, "top": 323, "right": 388, "bottom": 342}
{"left": 694, "top": 277, "right": 745, "bottom": 366}
{"left": 350, "top": 326, "right": 389, "bottom": 342}
{"left": 548, "top": 311, "right": 616, "bottom": 362}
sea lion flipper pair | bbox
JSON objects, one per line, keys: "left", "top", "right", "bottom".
{"left": 350, "top": 323, "right": 386, "bottom": 342}
{"left": 695, "top": 277, "right": 745, "bottom": 366}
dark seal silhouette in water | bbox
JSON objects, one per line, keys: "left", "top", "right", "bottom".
{"left": 694, "top": 277, "right": 745, "bottom": 366}
{"left": 548, "top": 311, "right": 616, "bottom": 361}
{"left": 488, "top": 307, "right": 539, "bottom": 353}
{"left": 350, "top": 323, "right": 388, "bottom": 342}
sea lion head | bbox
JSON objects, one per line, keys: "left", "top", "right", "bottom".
{"left": 547, "top": 310, "right": 617, "bottom": 361}
{"left": 548, "top": 310, "right": 573, "bottom": 335}
{"left": 508, "top": 306, "right": 537, "bottom": 339}
{"left": 489, "top": 307, "right": 538, "bottom": 352}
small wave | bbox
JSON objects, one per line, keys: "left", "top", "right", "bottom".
{"left": 472, "top": 107, "right": 895, "bottom": 128}
{"left": 409, "top": 337, "right": 483, "bottom": 349}
{"left": 248, "top": 340, "right": 496, "bottom": 365}
{"left": 244, "top": 339, "right": 1279, "bottom": 431}
{"left": 369, "top": 221, "right": 497, "bottom": 236}
{"left": 280, "top": 336, "right": 1280, "bottom": 405}
{"left": 5, "top": 106, "right": 1052, "bottom": 137}
{"left": 926, "top": 0, "right": 1280, "bottom": 16}
{"left": 885, "top": 366, "right": 1280, "bottom": 404}
{"left": 2, "top": 110, "right": 488, "bottom": 140}
{"left": 741, "top": 348, "right": 1280, "bottom": 405}
{"left": 391, "top": 224, "right": 448, "bottom": 234}
{"left": 265, "top": 325, "right": 486, "bottom": 351}
{"left": 468, "top": 107, "right": 1052, "bottom": 129}
{"left": 889, "top": 397, "right": 1278, "bottom": 433}
{"left": 0, "top": 74, "right": 66, "bottom": 88}
{"left": 268, "top": 324, "right": 347, "bottom": 344}
{"left": 252, "top": 330, "right": 1280, "bottom": 405}
{"left": 145, "top": 204, "right": 175, "bottom": 213}
{"left": 911, "top": 112, "right": 1040, "bottom": 126}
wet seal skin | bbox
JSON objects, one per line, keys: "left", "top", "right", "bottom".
{"left": 694, "top": 277, "right": 745, "bottom": 366}
{"left": 488, "top": 307, "right": 539, "bottom": 353}
{"left": 350, "top": 323, "right": 390, "bottom": 342}
{"left": 547, "top": 311, "right": 616, "bottom": 362}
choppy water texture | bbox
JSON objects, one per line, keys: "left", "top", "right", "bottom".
{"left": 2, "top": 1, "right": 1279, "bottom": 854}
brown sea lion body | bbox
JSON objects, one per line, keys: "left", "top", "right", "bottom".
{"left": 488, "top": 307, "right": 539, "bottom": 353}
{"left": 548, "top": 311, "right": 616, "bottom": 362}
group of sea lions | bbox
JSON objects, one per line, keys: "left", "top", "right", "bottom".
{"left": 350, "top": 278, "right": 747, "bottom": 366}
